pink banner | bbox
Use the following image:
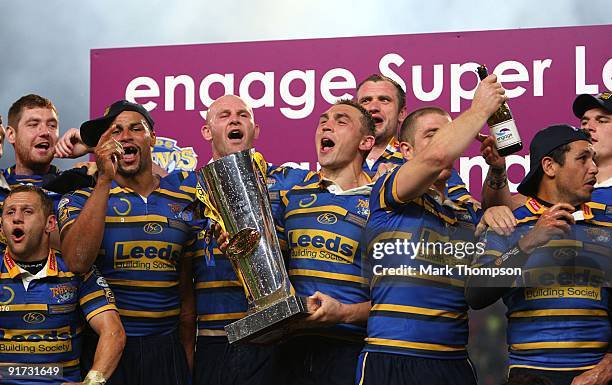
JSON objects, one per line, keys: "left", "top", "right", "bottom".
{"left": 91, "top": 25, "right": 612, "bottom": 197}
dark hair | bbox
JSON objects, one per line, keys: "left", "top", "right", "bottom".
{"left": 356, "top": 74, "right": 406, "bottom": 111}
{"left": 8, "top": 94, "right": 58, "bottom": 129}
{"left": 2, "top": 185, "right": 54, "bottom": 218}
{"left": 334, "top": 99, "right": 376, "bottom": 136}
{"left": 399, "top": 107, "right": 450, "bottom": 145}
{"left": 545, "top": 129, "right": 592, "bottom": 166}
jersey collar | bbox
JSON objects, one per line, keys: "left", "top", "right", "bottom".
{"left": 3, "top": 249, "right": 57, "bottom": 279}
{"left": 525, "top": 196, "right": 594, "bottom": 220}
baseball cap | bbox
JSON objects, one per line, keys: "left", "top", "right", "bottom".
{"left": 517, "top": 124, "right": 591, "bottom": 196}
{"left": 572, "top": 91, "right": 612, "bottom": 118}
{"left": 80, "top": 100, "right": 154, "bottom": 147}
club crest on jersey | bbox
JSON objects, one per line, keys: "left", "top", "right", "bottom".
{"left": 317, "top": 213, "right": 338, "bottom": 225}
{"left": 356, "top": 199, "right": 369, "bottom": 217}
{"left": 586, "top": 228, "right": 610, "bottom": 243}
{"left": 152, "top": 136, "right": 198, "bottom": 173}
{"left": 50, "top": 283, "right": 77, "bottom": 303}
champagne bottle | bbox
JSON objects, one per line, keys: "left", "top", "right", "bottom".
{"left": 477, "top": 65, "right": 523, "bottom": 156}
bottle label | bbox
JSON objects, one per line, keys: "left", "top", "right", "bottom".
{"left": 491, "top": 119, "right": 521, "bottom": 149}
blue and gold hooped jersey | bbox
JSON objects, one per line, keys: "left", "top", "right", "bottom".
{"left": 0, "top": 166, "right": 63, "bottom": 211}
{"left": 363, "top": 138, "right": 405, "bottom": 178}
{"left": 363, "top": 167, "right": 482, "bottom": 359}
{"left": 0, "top": 249, "right": 117, "bottom": 384}
{"left": 274, "top": 172, "right": 371, "bottom": 340}
{"left": 476, "top": 197, "right": 611, "bottom": 371}
{"left": 58, "top": 171, "right": 204, "bottom": 337}
{"left": 192, "top": 164, "right": 311, "bottom": 336}
{"left": 361, "top": 139, "right": 473, "bottom": 204}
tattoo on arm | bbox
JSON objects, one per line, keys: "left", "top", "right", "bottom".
{"left": 485, "top": 167, "right": 508, "bottom": 190}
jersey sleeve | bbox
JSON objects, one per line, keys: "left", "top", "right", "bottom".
{"left": 57, "top": 189, "right": 90, "bottom": 236}
{"left": 446, "top": 168, "right": 473, "bottom": 203}
{"left": 78, "top": 265, "right": 118, "bottom": 322}
{"left": 372, "top": 166, "right": 406, "bottom": 212}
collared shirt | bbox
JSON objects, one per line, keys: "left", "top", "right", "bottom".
{"left": 58, "top": 171, "right": 204, "bottom": 337}
{"left": 0, "top": 249, "right": 117, "bottom": 384}
{"left": 476, "top": 197, "right": 611, "bottom": 370}
{"left": 363, "top": 166, "right": 481, "bottom": 359}
{"left": 274, "top": 171, "right": 372, "bottom": 340}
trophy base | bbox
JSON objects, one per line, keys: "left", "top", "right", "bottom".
{"left": 225, "top": 295, "right": 309, "bottom": 344}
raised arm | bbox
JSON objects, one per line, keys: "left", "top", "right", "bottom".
{"left": 394, "top": 75, "right": 505, "bottom": 203}
{"left": 61, "top": 128, "right": 122, "bottom": 273}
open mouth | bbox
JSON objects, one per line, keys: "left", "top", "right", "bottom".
{"left": 228, "top": 129, "right": 244, "bottom": 140}
{"left": 12, "top": 228, "right": 25, "bottom": 242}
{"left": 121, "top": 145, "right": 138, "bottom": 162}
{"left": 372, "top": 116, "right": 384, "bottom": 125}
{"left": 34, "top": 142, "right": 50, "bottom": 150}
{"left": 320, "top": 138, "right": 335, "bottom": 153}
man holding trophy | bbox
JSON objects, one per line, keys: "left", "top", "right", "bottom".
{"left": 196, "top": 97, "right": 377, "bottom": 385}
{"left": 270, "top": 99, "right": 376, "bottom": 385}
{"left": 191, "top": 94, "right": 310, "bottom": 385}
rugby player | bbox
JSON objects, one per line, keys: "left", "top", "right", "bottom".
{"left": 356, "top": 75, "right": 505, "bottom": 385}
{"left": 58, "top": 100, "right": 201, "bottom": 385}
{"left": 0, "top": 185, "right": 124, "bottom": 385}
{"left": 191, "top": 94, "right": 309, "bottom": 385}
{"left": 271, "top": 99, "right": 375, "bottom": 385}
{"left": 2, "top": 95, "right": 95, "bottom": 206}
{"left": 465, "top": 124, "right": 611, "bottom": 385}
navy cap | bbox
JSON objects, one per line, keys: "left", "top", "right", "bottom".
{"left": 80, "top": 100, "right": 154, "bottom": 147}
{"left": 572, "top": 91, "right": 612, "bottom": 119}
{"left": 517, "top": 124, "right": 591, "bottom": 196}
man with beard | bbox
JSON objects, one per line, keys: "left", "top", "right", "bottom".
{"left": 270, "top": 99, "right": 375, "bottom": 385}
{"left": 465, "top": 125, "right": 611, "bottom": 385}
{"left": 58, "top": 100, "right": 201, "bottom": 385}
{"left": 573, "top": 91, "right": 612, "bottom": 205}
{"left": 2, "top": 95, "right": 95, "bottom": 209}
{"left": 0, "top": 185, "right": 124, "bottom": 385}
{"left": 356, "top": 75, "right": 505, "bottom": 385}
{"left": 192, "top": 94, "right": 309, "bottom": 385}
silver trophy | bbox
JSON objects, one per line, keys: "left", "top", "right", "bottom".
{"left": 198, "top": 149, "right": 309, "bottom": 344}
